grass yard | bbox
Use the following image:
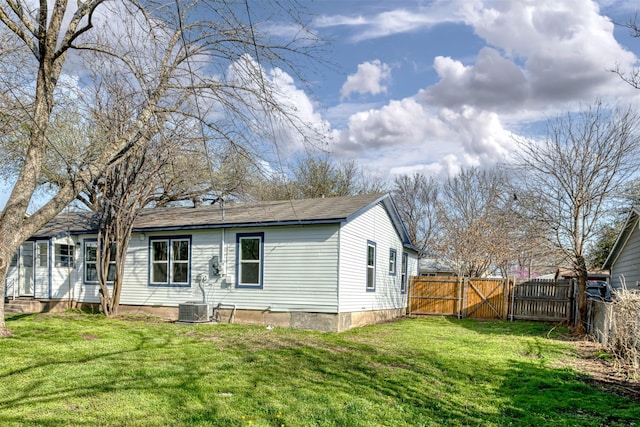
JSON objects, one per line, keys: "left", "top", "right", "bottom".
{"left": 0, "top": 313, "right": 638, "bottom": 426}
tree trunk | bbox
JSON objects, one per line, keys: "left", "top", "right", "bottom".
{"left": 0, "top": 261, "right": 11, "bottom": 337}
{"left": 574, "top": 256, "right": 589, "bottom": 334}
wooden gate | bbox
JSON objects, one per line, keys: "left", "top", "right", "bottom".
{"left": 465, "top": 278, "right": 509, "bottom": 320}
{"left": 409, "top": 277, "right": 575, "bottom": 322}
{"left": 409, "top": 277, "right": 509, "bottom": 320}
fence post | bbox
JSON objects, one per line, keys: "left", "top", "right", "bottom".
{"left": 462, "top": 277, "right": 468, "bottom": 318}
{"left": 510, "top": 278, "right": 516, "bottom": 321}
{"left": 408, "top": 276, "right": 413, "bottom": 316}
{"left": 572, "top": 278, "right": 578, "bottom": 326}
{"left": 502, "top": 278, "right": 509, "bottom": 320}
{"left": 457, "top": 277, "right": 462, "bottom": 319}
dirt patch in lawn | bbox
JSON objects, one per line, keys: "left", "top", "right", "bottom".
{"left": 565, "top": 339, "right": 640, "bottom": 402}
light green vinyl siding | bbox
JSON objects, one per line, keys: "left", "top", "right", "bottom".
{"left": 610, "top": 219, "right": 640, "bottom": 289}
{"left": 223, "top": 225, "right": 340, "bottom": 312}
{"left": 75, "top": 226, "right": 341, "bottom": 313}
{"left": 338, "top": 202, "right": 417, "bottom": 313}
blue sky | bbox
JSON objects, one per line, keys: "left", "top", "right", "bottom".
{"left": 262, "top": 0, "right": 640, "bottom": 178}
{"left": 3, "top": 0, "right": 640, "bottom": 210}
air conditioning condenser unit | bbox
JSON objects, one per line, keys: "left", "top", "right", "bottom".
{"left": 178, "top": 302, "right": 209, "bottom": 323}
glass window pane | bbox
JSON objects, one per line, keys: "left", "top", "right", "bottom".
{"left": 10, "top": 253, "right": 17, "bottom": 267}
{"left": 241, "top": 238, "right": 259, "bottom": 261}
{"left": 22, "top": 243, "right": 33, "bottom": 268}
{"left": 153, "top": 241, "right": 168, "bottom": 261}
{"left": 368, "top": 245, "right": 375, "bottom": 266}
{"left": 152, "top": 263, "right": 168, "bottom": 283}
{"left": 389, "top": 250, "right": 396, "bottom": 273}
{"left": 86, "top": 264, "right": 97, "bottom": 282}
{"left": 107, "top": 264, "right": 116, "bottom": 282}
{"left": 38, "top": 243, "right": 48, "bottom": 268}
{"left": 241, "top": 262, "right": 260, "bottom": 284}
{"left": 173, "top": 263, "right": 188, "bottom": 283}
{"left": 172, "top": 240, "right": 189, "bottom": 261}
{"left": 367, "top": 267, "right": 375, "bottom": 288}
{"left": 109, "top": 243, "right": 117, "bottom": 259}
{"left": 86, "top": 244, "right": 97, "bottom": 262}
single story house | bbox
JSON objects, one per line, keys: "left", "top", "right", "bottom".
{"left": 418, "top": 258, "right": 455, "bottom": 276}
{"left": 603, "top": 205, "right": 640, "bottom": 290}
{"left": 5, "top": 193, "right": 419, "bottom": 331}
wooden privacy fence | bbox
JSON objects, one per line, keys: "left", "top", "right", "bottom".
{"left": 510, "top": 279, "right": 575, "bottom": 322}
{"left": 408, "top": 277, "right": 576, "bottom": 323}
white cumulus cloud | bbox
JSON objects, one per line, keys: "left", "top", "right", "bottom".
{"left": 340, "top": 60, "right": 392, "bottom": 99}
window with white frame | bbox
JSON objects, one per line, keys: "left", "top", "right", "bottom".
{"left": 366, "top": 241, "right": 376, "bottom": 291}
{"left": 401, "top": 252, "right": 409, "bottom": 294}
{"left": 54, "top": 244, "right": 74, "bottom": 268}
{"left": 389, "top": 248, "right": 397, "bottom": 275}
{"left": 85, "top": 241, "right": 116, "bottom": 284}
{"left": 150, "top": 237, "right": 191, "bottom": 286}
{"left": 236, "top": 233, "right": 264, "bottom": 288}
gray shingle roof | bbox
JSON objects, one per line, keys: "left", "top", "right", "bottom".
{"left": 133, "top": 192, "right": 387, "bottom": 230}
{"left": 31, "top": 193, "right": 418, "bottom": 251}
{"left": 32, "top": 193, "right": 389, "bottom": 235}
{"left": 32, "top": 211, "right": 99, "bottom": 239}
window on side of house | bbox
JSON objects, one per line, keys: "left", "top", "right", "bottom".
{"left": 85, "top": 241, "right": 116, "bottom": 284}
{"left": 37, "top": 242, "right": 48, "bottom": 268}
{"left": 9, "top": 252, "right": 17, "bottom": 267}
{"left": 149, "top": 237, "right": 191, "bottom": 286}
{"left": 366, "top": 241, "right": 376, "bottom": 291}
{"left": 236, "top": 232, "right": 264, "bottom": 288}
{"left": 401, "top": 252, "right": 409, "bottom": 294}
{"left": 54, "top": 243, "right": 75, "bottom": 268}
{"left": 389, "top": 248, "right": 397, "bottom": 275}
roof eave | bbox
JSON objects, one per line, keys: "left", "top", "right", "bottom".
{"left": 132, "top": 218, "right": 347, "bottom": 233}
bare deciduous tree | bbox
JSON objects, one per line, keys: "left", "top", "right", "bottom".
{"left": 514, "top": 102, "right": 640, "bottom": 333}
{"left": 392, "top": 173, "right": 438, "bottom": 253}
{"left": 246, "top": 154, "right": 386, "bottom": 201}
{"left": 432, "top": 167, "right": 515, "bottom": 278}
{"left": 0, "top": 0, "right": 321, "bottom": 336}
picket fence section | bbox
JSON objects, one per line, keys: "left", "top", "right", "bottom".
{"left": 408, "top": 277, "right": 576, "bottom": 323}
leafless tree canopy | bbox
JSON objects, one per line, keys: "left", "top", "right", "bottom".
{"left": 0, "top": 0, "right": 323, "bottom": 335}
{"left": 513, "top": 102, "right": 640, "bottom": 332}
{"left": 392, "top": 173, "right": 438, "bottom": 253}
{"left": 430, "top": 167, "right": 517, "bottom": 278}
{"left": 244, "top": 154, "right": 386, "bottom": 201}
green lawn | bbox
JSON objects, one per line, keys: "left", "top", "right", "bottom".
{"left": 0, "top": 313, "right": 637, "bottom": 426}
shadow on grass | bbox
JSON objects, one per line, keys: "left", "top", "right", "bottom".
{"left": 4, "top": 313, "right": 37, "bottom": 322}
{"left": 1, "top": 318, "right": 639, "bottom": 426}
{"left": 498, "top": 358, "right": 640, "bottom": 426}
{"left": 434, "top": 315, "right": 569, "bottom": 337}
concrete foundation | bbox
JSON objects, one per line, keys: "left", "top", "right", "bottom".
{"left": 5, "top": 298, "right": 405, "bottom": 332}
{"left": 213, "top": 307, "right": 405, "bottom": 332}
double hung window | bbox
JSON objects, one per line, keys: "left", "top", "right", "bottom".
{"left": 150, "top": 237, "right": 191, "bottom": 286}
{"left": 236, "top": 233, "right": 264, "bottom": 288}
{"left": 366, "top": 241, "right": 376, "bottom": 291}
{"left": 389, "top": 248, "right": 397, "bottom": 275}
{"left": 85, "top": 241, "right": 116, "bottom": 283}
{"left": 401, "top": 252, "right": 409, "bottom": 294}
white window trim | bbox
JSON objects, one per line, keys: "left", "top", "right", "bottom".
{"left": 366, "top": 241, "right": 376, "bottom": 291}
{"left": 149, "top": 237, "right": 191, "bottom": 287}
